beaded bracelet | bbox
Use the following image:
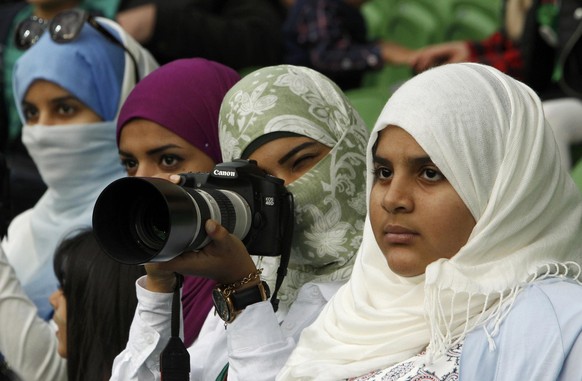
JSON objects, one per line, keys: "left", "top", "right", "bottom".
{"left": 219, "top": 268, "right": 263, "bottom": 298}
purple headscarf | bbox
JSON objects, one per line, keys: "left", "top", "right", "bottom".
{"left": 117, "top": 57, "right": 240, "bottom": 164}
{"left": 116, "top": 58, "right": 240, "bottom": 346}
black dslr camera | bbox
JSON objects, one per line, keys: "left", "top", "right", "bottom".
{"left": 92, "top": 160, "right": 294, "bottom": 265}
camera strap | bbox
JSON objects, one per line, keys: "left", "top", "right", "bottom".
{"left": 160, "top": 273, "right": 190, "bottom": 381}
{"left": 269, "top": 192, "right": 294, "bottom": 312}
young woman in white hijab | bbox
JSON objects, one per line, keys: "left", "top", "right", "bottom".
{"left": 0, "top": 11, "right": 157, "bottom": 321}
{"left": 278, "top": 63, "right": 582, "bottom": 380}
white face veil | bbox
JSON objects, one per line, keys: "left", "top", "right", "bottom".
{"left": 4, "top": 18, "right": 158, "bottom": 318}
{"left": 278, "top": 63, "right": 582, "bottom": 380}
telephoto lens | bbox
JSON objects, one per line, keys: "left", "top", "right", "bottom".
{"left": 92, "top": 176, "right": 252, "bottom": 265}
{"left": 93, "top": 159, "right": 294, "bottom": 265}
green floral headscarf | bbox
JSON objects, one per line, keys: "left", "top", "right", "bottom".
{"left": 219, "top": 65, "right": 369, "bottom": 314}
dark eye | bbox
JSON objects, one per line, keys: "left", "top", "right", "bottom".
{"left": 57, "top": 103, "right": 76, "bottom": 116}
{"left": 120, "top": 158, "right": 138, "bottom": 175}
{"left": 373, "top": 166, "right": 392, "bottom": 180}
{"left": 22, "top": 104, "right": 39, "bottom": 124}
{"left": 160, "top": 155, "right": 183, "bottom": 168}
{"left": 291, "top": 154, "right": 317, "bottom": 172}
{"left": 421, "top": 167, "right": 444, "bottom": 182}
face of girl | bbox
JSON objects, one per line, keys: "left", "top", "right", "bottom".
{"left": 247, "top": 136, "right": 331, "bottom": 185}
{"left": 21, "top": 80, "right": 102, "bottom": 126}
{"left": 48, "top": 289, "right": 67, "bottom": 358}
{"left": 118, "top": 119, "right": 216, "bottom": 177}
{"left": 369, "top": 126, "right": 476, "bottom": 277}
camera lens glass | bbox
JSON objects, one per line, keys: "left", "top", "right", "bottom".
{"left": 132, "top": 199, "right": 169, "bottom": 251}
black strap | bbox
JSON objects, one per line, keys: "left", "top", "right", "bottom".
{"left": 215, "top": 363, "right": 229, "bottom": 381}
{"left": 171, "top": 273, "right": 184, "bottom": 338}
{"left": 160, "top": 273, "right": 190, "bottom": 381}
{"left": 269, "top": 192, "right": 294, "bottom": 312}
{"left": 231, "top": 281, "right": 270, "bottom": 310}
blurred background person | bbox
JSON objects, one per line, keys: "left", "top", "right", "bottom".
{"left": 283, "top": 0, "right": 417, "bottom": 90}
{"left": 115, "top": 0, "right": 286, "bottom": 69}
{"left": 412, "top": 0, "right": 582, "bottom": 169}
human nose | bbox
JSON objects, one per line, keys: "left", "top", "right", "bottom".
{"left": 49, "top": 289, "right": 62, "bottom": 308}
{"left": 35, "top": 110, "right": 57, "bottom": 126}
{"left": 381, "top": 175, "right": 413, "bottom": 214}
{"left": 134, "top": 162, "right": 157, "bottom": 177}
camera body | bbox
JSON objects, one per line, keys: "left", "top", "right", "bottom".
{"left": 92, "top": 159, "right": 294, "bottom": 265}
{"left": 180, "top": 159, "right": 292, "bottom": 255}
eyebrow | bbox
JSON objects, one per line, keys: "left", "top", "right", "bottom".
{"left": 22, "top": 95, "right": 80, "bottom": 107}
{"left": 119, "top": 144, "right": 182, "bottom": 157}
{"left": 372, "top": 153, "right": 434, "bottom": 167}
{"left": 51, "top": 96, "right": 79, "bottom": 104}
{"left": 278, "top": 141, "right": 317, "bottom": 165}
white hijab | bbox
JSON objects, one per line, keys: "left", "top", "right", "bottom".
{"left": 278, "top": 63, "right": 582, "bottom": 380}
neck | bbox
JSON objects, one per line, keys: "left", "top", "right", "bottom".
{"left": 32, "top": 1, "right": 81, "bottom": 20}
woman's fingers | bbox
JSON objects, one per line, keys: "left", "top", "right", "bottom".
{"left": 146, "top": 220, "right": 257, "bottom": 284}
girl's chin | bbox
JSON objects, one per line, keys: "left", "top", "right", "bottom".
{"left": 57, "top": 344, "right": 67, "bottom": 358}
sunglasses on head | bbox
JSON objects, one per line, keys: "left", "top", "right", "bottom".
{"left": 15, "top": 9, "right": 140, "bottom": 82}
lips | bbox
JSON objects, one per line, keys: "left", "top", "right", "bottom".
{"left": 384, "top": 225, "right": 418, "bottom": 244}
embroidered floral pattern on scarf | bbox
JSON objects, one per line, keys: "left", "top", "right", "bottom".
{"left": 219, "top": 65, "right": 369, "bottom": 313}
{"left": 348, "top": 343, "right": 462, "bottom": 381}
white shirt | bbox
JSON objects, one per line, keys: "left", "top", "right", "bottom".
{"left": 110, "top": 277, "right": 343, "bottom": 381}
{"left": 1, "top": 209, "right": 60, "bottom": 319}
{"left": 0, "top": 245, "right": 66, "bottom": 381}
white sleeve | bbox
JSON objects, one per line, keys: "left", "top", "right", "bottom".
{"left": 226, "top": 301, "right": 296, "bottom": 381}
{"left": 0, "top": 244, "right": 67, "bottom": 381}
{"left": 226, "top": 282, "right": 341, "bottom": 381}
{"left": 111, "top": 281, "right": 339, "bottom": 381}
{"left": 109, "top": 276, "right": 175, "bottom": 381}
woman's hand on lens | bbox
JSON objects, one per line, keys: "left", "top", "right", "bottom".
{"left": 139, "top": 175, "right": 256, "bottom": 287}
{"left": 146, "top": 172, "right": 175, "bottom": 181}
{"left": 151, "top": 219, "right": 258, "bottom": 285}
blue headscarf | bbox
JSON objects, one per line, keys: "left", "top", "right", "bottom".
{"left": 13, "top": 19, "right": 125, "bottom": 122}
{"left": 3, "top": 17, "right": 158, "bottom": 319}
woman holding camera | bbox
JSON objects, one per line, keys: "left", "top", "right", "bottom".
{"left": 0, "top": 10, "right": 157, "bottom": 381}
{"left": 114, "top": 57, "right": 241, "bottom": 347}
{"left": 110, "top": 65, "right": 370, "bottom": 380}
